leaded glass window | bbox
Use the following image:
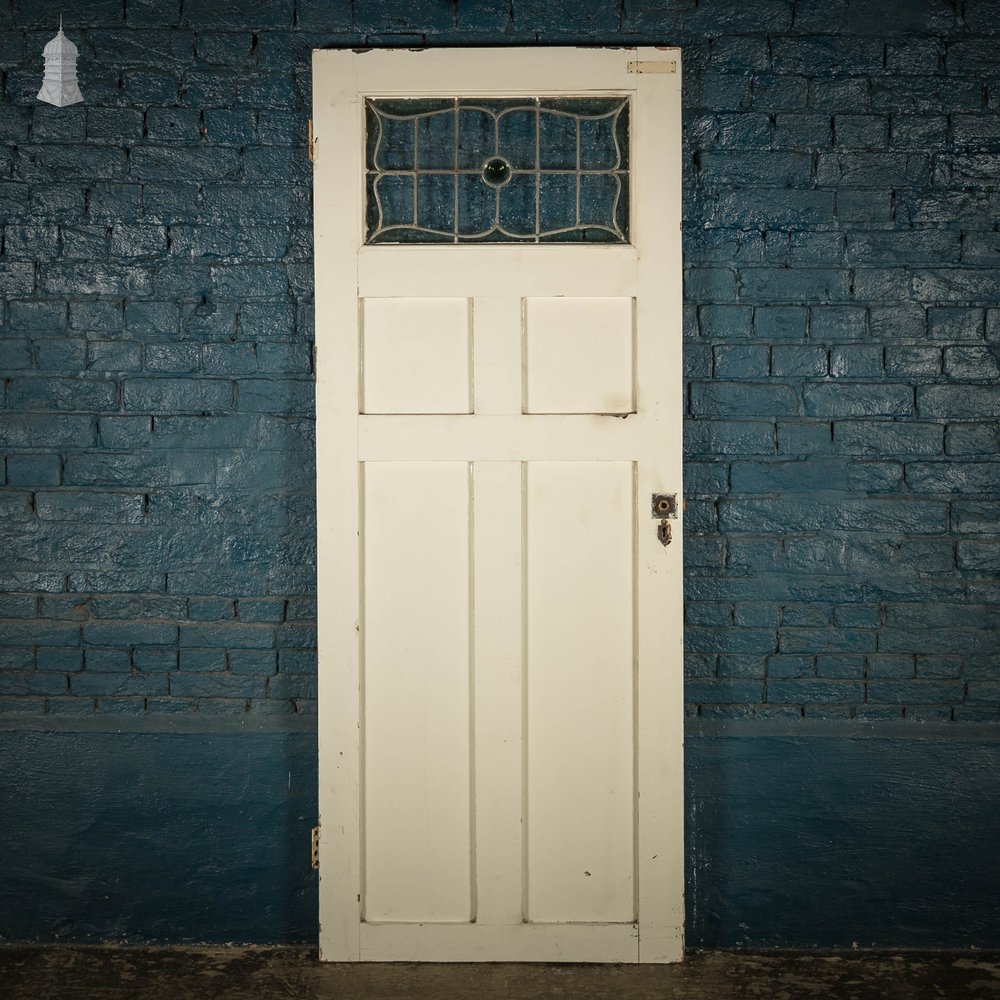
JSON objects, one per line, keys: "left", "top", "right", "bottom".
{"left": 365, "top": 97, "right": 629, "bottom": 244}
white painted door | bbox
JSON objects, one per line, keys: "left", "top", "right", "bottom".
{"left": 313, "top": 47, "right": 683, "bottom": 963}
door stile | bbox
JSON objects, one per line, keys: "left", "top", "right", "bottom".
{"left": 314, "top": 52, "right": 363, "bottom": 961}
{"left": 633, "top": 57, "right": 685, "bottom": 963}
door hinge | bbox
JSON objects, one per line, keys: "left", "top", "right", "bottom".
{"left": 627, "top": 60, "right": 678, "bottom": 74}
{"left": 311, "top": 825, "right": 320, "bottom": 869}
{"left": 308, "top": 119, "right": 317, "bottom": 164}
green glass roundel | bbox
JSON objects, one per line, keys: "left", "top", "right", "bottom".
{"left": 481, "top": 156, "right": 512, "bottom": 187}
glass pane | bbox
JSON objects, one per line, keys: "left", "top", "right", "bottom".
{"left": 365, "top": 96, "right": 629, "bottom": 244}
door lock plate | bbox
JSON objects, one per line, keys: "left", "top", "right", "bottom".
{"left": 651, "top": 493, "right": 678, "bottom": 519}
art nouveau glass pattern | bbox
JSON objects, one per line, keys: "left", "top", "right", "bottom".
{"left": 364, "top": 97, "right": 629, "bottom": 244}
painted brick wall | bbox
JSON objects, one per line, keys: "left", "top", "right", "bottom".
{"left": 1, "top": 0, "right": 998, "bottom": 724}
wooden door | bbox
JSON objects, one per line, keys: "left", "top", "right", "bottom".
{"left": 313, "top": 47, "right": 683, "bottom": 963}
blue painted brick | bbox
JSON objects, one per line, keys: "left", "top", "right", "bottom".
{"left": 733, "top": 603, "right": 780, "bottom": 628}
{"left": 867, "top": 654, "right": 914, "bottom": 678}
{"left": 686, "top": 626, "right": 777, "bottom": 655}
{"left": 916, "top": 655, "right": 963, "bottom": 679}
{"left": 944, "top": 346, "right": 1000, "bottom": 380}
{"left": 0, "top": 672, "right": 69, "bottom": 697}
{"left": 833, "top": 605, "right": 882, "bottom": 628}
{"left": 122, "top": 378, "right": 231, "bottom": 414}
{"left": 134, "top": 650, "right": 177, "bottom": 672}
{"left": 203, "top": 109, "right": 256, "bottom": 145}
{"left": 686, "top": 679, "right": 764, "bottom": 704}
{"left": 278, "top": 650, "right": 316, "bottom": 675}
{"left": 836, "top": 190, "right": 893, "bottom": 224}
{"left": 767, "top": 655, "right": 816, "bottom": 682}
{"left": 700, "top": 151, "right": 813, "bottom": 189}
{"left": 6, "top": 299, "right": 66, "bottom": 332}
{"left": 713, "top": 113, "right": 772, "bottom": 149}
{"left": 178, "top": 650, "right": 227, "bottom": 672}
{"left": 906, "top": 461, "right": 998, "bottom": 495}
{"left": 830, "top": 345, "right": 883, "bottom": 378}
{"left": 754, "top": 306, "right": 807, "bottom": 341}
{"left": 83, "top": 623, "right": 177, "bottom": 647}
{"left": 146, "top": 108, "right": 202, "bottom": 143}
{"left": 927, "top": 308, "right": 985, "bottom": 341}
{"left": 891, "top": 114, "right": 948, "bottom": 149}
{"left": 804, "top": 384, "right": 913, "bottom": 418}
{"left": 947, "top": 423, "right": 1000, "bottom": 456}
{"left": 152, "top": 415, "right": 257, "bottom": 450}
{"left": 685, "top": 266, "right": 739, "bottom": 302}
{"left": 195, "top": 32, "right": 254, "bottom": 66}
{"left": 203, "top": 344, "right": 256, "bottom": 375}
{"left": 33, "top": 337, "right": 87, "bottom": 372}
{"left": 169, "top": 673, "right": 264, "bottom": 698}
{"left": 967, "top": 682, "right": 1000, "bottom": 706}
{"left": 684, "top": 420, "right": 775, "bottom": 456}
{"left": 833, "top": 420, "right": 944, "bottom": 456}
{"left": 834, "top": 114, "right": 889, "bottom": 150}
{"left": 884, "top": 346, "right": 942, "bottom": 378}
{"left": 87, "top": 340, "right": 144, "bottom": 373}
{"left": 686, "top": 603, "right": 732, "bottom": 627}
{"left": 777, "top": 421, "right": 833, "bottom": 455}
{"left": 0, "top": 340, "right": 33, "bottom": 370}
{"left": 773, "top": 113, "right": 831, "bottom": 149}
{"left": 0, "top": 597, "right": 36, "bottom": 620}
{"left": 236, "top": 599, "right": 286, "bottom": 623}
{"left": 236, "top": 379, "right": 314, "bottom": 415}
{"left": 741, "top": 268, "right": 850, "bottom": 303}
{"left": 111, "top": 225, "right": 169, "bottom": 260}
{"left": 698, "top": 305, "right": 753, "bottom": 339}
{"left": 713, "top": 344, "right": 770, "bottom": 379}
{"left": 691, "top": 382, "right": 799, "bottom": 418}
{"left": 847, "top": 230, "right": 960, "bottom": 266}
{"left": 768, "top": 679, "right": 865, "bottom": 704}
{"left": 229, "top": 650, "right": 277, "bottom": 675}
{"left": 5, "top": 414, "right": 95, "bottom": 449}
{"left": 957, "top": 541, "right": 1000, "bottom": 573}
{"left": 780, "top": 628, "right": 876, "bottom": 653}
{"left": 918, "top": 385, "right": 1000, "bottom": 419}
{"left": 267, "top": 674, "right": 317, "bottom": 700}
{"left": 684, "top": 502, "right": 718, "bottom": 533}
{"left": 868, "top": 680, "right": 965, "bottom": 704}
{"left": 727, "top": 537, "right": 783, "bottom": 572}
{"left": 86, "top": 108, "right": 145, "bottom": 142}
{"left": 179, "top": 625, "right": 274, "bottom": 649}
{"left": 98, "top": 417, "right": 153, "bottom": 449}
{"left": 144, "top": 344, "right": 201, "bottom": 374}
{"left": 684, "top": 345, "right": 713, "bottom": 379}
{"left": 771, "top": 345, "right": 827, "bottom": 377}
{"left": 685, "top": 536, "right": 727, "bottom": 569}
{"left": 6, "top": 454, "right": 60, "bottom": 486}
{"left": 816, "top": 655, "right": 865, "bottom": 678}
{"left": 63, "top": 453, "right": 172, "bottom": 488}
{"left": 84, "top": 649, "right": 132, "bottom": 672}
{"left": 36, "top": 648, "right": 84, "bottom": 672}
{"left": 187, "top": 598, "right": 235, "bottom": 622}
{"left": 717, "top": 654, "right": 766, "bottom": 678}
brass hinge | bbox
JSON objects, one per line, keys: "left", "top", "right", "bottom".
{"left": 311, "top": 825, "right": 320, "bottom": 869}
{"left": 308, "top": 119, "right": 317, "bottom": 164}
{"left": 627, "top": 60, "right": 678, "bottom": 74}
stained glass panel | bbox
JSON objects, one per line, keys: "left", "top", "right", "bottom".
{"left": 364, "top": 97, "right": 629, "bottom": 244}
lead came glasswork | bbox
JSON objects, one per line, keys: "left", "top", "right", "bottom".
{"left": 365, "top": 97, "right": 629, "bottom": 244}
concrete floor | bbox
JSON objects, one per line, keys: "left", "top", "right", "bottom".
{"left": 1, "top": 948, "right": 999, "bottom": 999}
